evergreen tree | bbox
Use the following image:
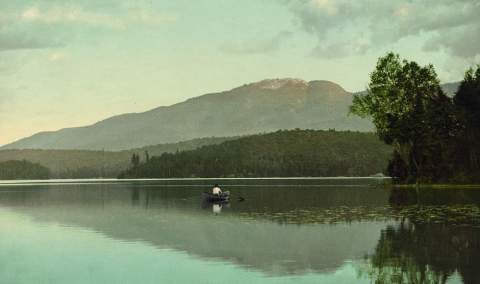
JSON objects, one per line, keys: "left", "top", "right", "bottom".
{"left": 0, "top": 160, "right": 50, "bottom": 180}
{"left": 453, "top": 66, "right": 480, "bottom": 180}
{"left": 119, "top": 130, "right": 392, "bottom": 178}
{"left": 131, "top": 153, "right": 140, "bottom": 167}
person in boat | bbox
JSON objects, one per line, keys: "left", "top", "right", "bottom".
{"left": 212, "top": 184, "right": 222, "bottom": 196}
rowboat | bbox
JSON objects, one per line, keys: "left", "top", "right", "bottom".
{"left": 202, "top": 191, "right": 230, "bottom": 202}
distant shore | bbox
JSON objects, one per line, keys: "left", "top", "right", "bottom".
{"left": 393, "top": 184, "right": 480, "bottom": 189}
{"left": 0, "top": 177, "right": 390, "bottom": 188}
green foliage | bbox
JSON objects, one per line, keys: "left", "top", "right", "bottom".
{"left": 0, "top": 136, "right": 236, "bottom": 178}
{"left": 119, "top": 129, "right": 392, "bottom": 178}
{"left": 351, "top": 53, "right": 443, "bottom": 144}
{"left": 351, "top": 53, "right": 454, "bottom": 144}
{"left": 453, "top": 66, "right": 480, "bottom": 179}
{"left": 0, "top": 160, "right": 50, "bottom": 180}
{"left": 351, "top": 53, "right": 459, "bottom": 183}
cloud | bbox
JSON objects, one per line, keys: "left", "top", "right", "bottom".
{"left": 222, "top": 31, "right": 293, "bottom": 55}
{"left": 19, "top": 5, "right": 176, "bottom": 30}
{"left": 0, "top": 3, "right": 176, "bottom": 52}
{"left": 286, "top": 0, "right": 480, "bottom": 59}
{"left": 0, "top": 5, "right": 60, "bottom": 51}
{"left": 19, "top": 6, "right": 126, "bottom": 29}
{"left": 424, "top": 25, "right": 480, "bottom": 58}
{"left": 0, "top": 32, "right": 61, "bottom": 52}
{"left": 48, "top": 51, "right": 67, "bottom": 61}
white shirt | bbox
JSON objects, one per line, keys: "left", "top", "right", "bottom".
{"left": 212, "top": 186, "right": 222, "bottom": 195}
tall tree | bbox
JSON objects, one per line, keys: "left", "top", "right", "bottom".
{"left": 131, "top": 153, "right": 140, "bottom": 167}
{"left": 145, "top": 151, "right": 150, "bottom": 163}
{"left": 453, "top": 66, "right": 480, "bottom": 177}
{"left": 350, "top": 53, "right": 455, "bottom": 183}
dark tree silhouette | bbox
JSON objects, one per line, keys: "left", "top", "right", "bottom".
{"left": 453, "top": 67, "right": 480, "bottom": 180}
{"left": 351, "top": 53, "right": 463, "bottom": 183}
{"left": 131, "top": 153, "right": 140, "bottom": 167}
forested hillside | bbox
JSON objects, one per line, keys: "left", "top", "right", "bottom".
{"left": 120, "top": 129, "right": 392, "bottom": 178}
{"left": 0, "top": 160, "right": 50, "bottom": 180}
{"left": 0, "top": 136, "right": 236, "bottom": 178}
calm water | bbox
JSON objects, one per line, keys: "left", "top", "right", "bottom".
{"left": 0, "top": 178, "right": 479, "bottom": 284}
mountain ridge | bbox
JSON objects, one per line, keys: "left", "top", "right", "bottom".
{"left": 2, "top": 78, "right": 459, "bottom": 151}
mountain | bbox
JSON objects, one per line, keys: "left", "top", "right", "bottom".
{"left": 2, "top": 78, "right": 373, "bottom": 150}
{"left": 353, "top": 82, "right": 460, "bottom": 97}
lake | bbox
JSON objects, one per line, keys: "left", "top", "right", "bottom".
{"left": 0, "top": 178, "right": 478, "bottom": 284}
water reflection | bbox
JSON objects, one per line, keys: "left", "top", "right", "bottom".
{"left": 0, "top": 183, "right": 389, "bottom": 276}
{"left": 201, "top": 199, "right": 230, "bottom": 215}
{"left": 211, "top": 202, "right": 231, "bottom": 214}
{"left": 0, "top": 181, "right": 478, "bottom": 283}
{"left": 361, "top": 222, "right": 480, "bottom": 284}
{"left": 357, "top": 188, "right": 480, "bottom": 284}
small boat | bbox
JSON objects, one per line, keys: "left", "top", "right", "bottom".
{"left": 202, "top": 191, "right": 230, "bottom": 202}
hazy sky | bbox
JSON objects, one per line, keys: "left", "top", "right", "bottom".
{"left": 1, "top": 0, "right": 479, "bottom": 145}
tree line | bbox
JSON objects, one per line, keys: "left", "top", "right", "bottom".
{"left": 120, "top": 129, "right": 392, "bottom": 178}
{"left": 0, "top": 136, "right": 235, "bottom": 179}
{"left": 351, "top": 53, "right": 480, "bottom": 183}
{"left": 0, "top": 160, "right": 50, "bottom": 179}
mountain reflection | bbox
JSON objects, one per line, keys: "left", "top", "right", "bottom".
{"left": 0, "top": 181, "right": 478, "bottom": 281}
{"left": 0, "top": 182, "right": 390, "bottom": 276}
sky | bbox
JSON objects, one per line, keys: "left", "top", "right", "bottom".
{"left": 1, "top": 0, "right": 479, "bottom": 146}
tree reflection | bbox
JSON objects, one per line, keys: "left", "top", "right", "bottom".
{"left": 362, "top": 188, "right": 480, "bottom": 284}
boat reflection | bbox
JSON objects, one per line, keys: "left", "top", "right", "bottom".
{"left": 201, "top": 198, "right": 230, "bottom": 215}
{"left": 212, "top": 203, "right": 221, "bottom": 214}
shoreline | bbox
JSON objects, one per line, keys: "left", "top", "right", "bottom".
{"left": 393, "top": 184, "right": 480, "bottom": 189}
{"left": 0, "top": 177, "right": 391, "bottom": 187}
